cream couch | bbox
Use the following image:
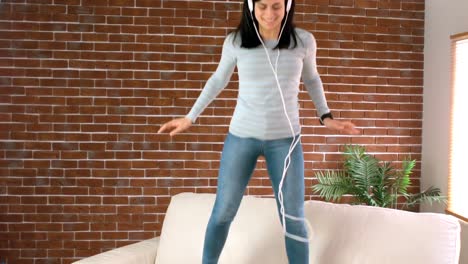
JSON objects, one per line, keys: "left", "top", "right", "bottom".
{"left": 74, "top": 192, "right": 461, "bottom": 264}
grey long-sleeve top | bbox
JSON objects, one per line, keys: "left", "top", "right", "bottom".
{"left": 186, "top": 28, "right": 330, "bottom": 140}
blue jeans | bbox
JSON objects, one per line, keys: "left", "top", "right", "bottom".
{"left": 202, "top": 132, "right": 309, "bottom": 264}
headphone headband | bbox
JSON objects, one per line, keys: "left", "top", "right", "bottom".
{"left": 247, "top": 0, "right": 292, "bottom": 12}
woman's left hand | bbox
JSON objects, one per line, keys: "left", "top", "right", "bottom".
{"left": 323, "top": 118, "right": 360, "bottom": 135}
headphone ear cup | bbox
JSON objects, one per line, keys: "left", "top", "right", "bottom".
{"left": 248, "top": 0, "right": 290, "bottom": 13}
{"left": 247, "top": 0, "right": 253, "bottom": 12}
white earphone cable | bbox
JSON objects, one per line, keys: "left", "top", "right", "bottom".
{"left": 249, "top": 5, "right": 312, "bottom": 243}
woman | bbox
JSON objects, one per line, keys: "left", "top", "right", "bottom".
{"left": 158, "top": 0, "right": 359, "bottom": 263}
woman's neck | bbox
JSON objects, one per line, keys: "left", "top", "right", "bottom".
{"left": 259, "top": 28, "right": 280, "bottom": 41}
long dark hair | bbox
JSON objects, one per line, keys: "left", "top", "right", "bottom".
{"left": 233, "top": 0, "right": 298, "bottom": 49}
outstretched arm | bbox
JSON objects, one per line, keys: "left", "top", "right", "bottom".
{"left": 301, "top": 32, "right": 359, "bottom": 135}
{"left": 185, "top": 34, "right": 237, "bottom": 123}
{"left": 158, "top": 34, "right": 237, "bottom": 137}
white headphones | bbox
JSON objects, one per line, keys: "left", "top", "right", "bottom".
{"left": 247, "top": 0, "right": 292, "bottom": 13}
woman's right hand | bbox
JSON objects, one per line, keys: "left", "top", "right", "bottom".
{"left": 157, "top": 117, "right": 192, "bottom": 136}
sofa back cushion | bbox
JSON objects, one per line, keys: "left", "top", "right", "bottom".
{"left": 155, "top": 193, "right": 460, "bottom": 264}
{"left": 306, "top": 200, "right": 460, "bottom": 264}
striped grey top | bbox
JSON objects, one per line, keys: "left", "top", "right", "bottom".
{"left": 186, "top": 28, "right": 330, "bottom": 140}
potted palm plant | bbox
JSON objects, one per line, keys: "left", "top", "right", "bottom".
{"left": 312, "top": 145, "right": 446, "bottom": 209}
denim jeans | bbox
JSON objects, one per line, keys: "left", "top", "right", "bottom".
{"left": 202, "top": 132, "right": 309, "bottom": 264}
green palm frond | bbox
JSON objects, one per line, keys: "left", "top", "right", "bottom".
{"left": 313, "top": 170, "right": 352, "bottom": 202}
{"left": 394, "top": 158, "right": 415, "bottom": 195}
{"left": 372, "top": 162, "right": 394, "bottom": 207}
{"left": 372, "top": 184, "right": 394, "bottom": 207}
{"left": 393, "top": 175, "right": 410, "bottom": 196}
{"left": 403, "top": 186, "right": 447, "bottom": 209}
{"left": 312, "top": 145, "right": 445, "bottom": 210}
{"left": 380, "top": 162, "right": 395, "bottom": 184}
{"left": 352, "top": 187, "right": 379, "bottom": 206}
{"left": 343, "top": 144, "right": 366, "bottom": 162}
{"left": 401, "top": 158, "right": 416, "bottom": 178}
{"left": 347, "top": 155, "right": 380, "bottom": 191}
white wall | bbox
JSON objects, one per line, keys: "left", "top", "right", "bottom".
{"left": 422, "top": 0, "right": 468, "bottom": 263}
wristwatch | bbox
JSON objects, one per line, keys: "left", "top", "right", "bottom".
{"left": 319, "top": 112, "right": 334, "bottom": 125}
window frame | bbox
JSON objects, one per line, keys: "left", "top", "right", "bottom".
{"left": 446, "top": 31, "right": 468, "bottom": 222}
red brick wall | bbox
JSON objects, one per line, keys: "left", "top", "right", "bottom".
{"left": 0, "top": 0, "right": 424, "bottom": 263}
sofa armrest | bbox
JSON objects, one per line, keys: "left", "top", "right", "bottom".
{"left": 72, "top": 237, "right": 160, "bottom": 264}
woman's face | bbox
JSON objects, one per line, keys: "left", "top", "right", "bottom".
{"left": 254, "top": 0, "right": 286, "bottom": 36}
